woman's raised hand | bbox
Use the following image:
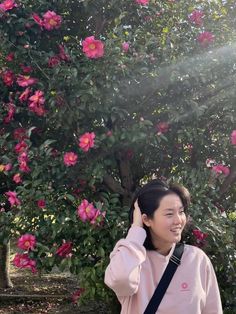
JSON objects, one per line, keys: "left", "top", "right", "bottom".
{"left": 132, "top": 200, "right": 143, "bottom": 228}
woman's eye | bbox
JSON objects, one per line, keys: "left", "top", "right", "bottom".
{"left": 180, "top": 210, "right": 185, "bottom": 214}
{"left": 166, "top": 213, "right": 173, "bottom": 216}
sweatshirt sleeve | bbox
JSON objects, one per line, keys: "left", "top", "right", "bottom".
{"left": 202, "top": 259, "right": 223, "bottom": 314}
{"left": 104, "top": 225, "right": 147, "bottom": 297}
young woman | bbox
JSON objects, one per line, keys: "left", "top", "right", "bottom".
{"left": 104, "top": 179, "right": 223, "bottom": 314}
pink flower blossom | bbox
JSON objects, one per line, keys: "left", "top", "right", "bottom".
{"left": 15, "top": 141, "right": 28, "bottom": 154}
{"left": 4, "top": 103, "right": 15, "bottom": 124}
{"left": 13, "top": 253, "right": 36, "bottom": 273}
{"left": 1, "top": 69, "right": 15, "bottom": 86}
{"left": 90, "top": 209, "right": 106, "bottom": 225}
{"left": 189, "top": 10, "right": 204, "bottom": 26}
{"left": 17, "top": 234, "right": 36, "bottom": 251}
{"left": 43, "top": 11, "right": 62, "bottom": 30}
{"left": 5, "top": 191, "right": 21, "bottom": 207}
{"left": 231, "top": 130, "right": 236, "bottom": 145}
{"left": 13, "top": 173, "right": 22, "bottom": 184}
{"left": 4, "top": 163, "right": 12, "bottom": 171}
{"left": 28, "top": 102, "right": 46, "bottom": 116}
{"left": 192, "top": 229, "right": 208, "bottom": 248}
{"left": 32, "top": 13, "right": 44, "bottom": 27}
{"left": 37, "top": 199, "right": 46, "bottom": 208}
{"left": 72, "top": 288, "right": 85, "bottom": 304}
{"left": 56, "top": 241, "right": 72, "bottom": 258}
{"left": 192, "top": 229, "right": 208, "bottom": 241}
{"left": 135, "top": 0, "right": 149, "bottom": 5}
{"left": 82, "top": 36, "right": 104, "bottom": 59}
{"left": 13, "top": 128, "right": 28, "bottom": 141}
{"left": 212, "top": 164, "right": 230, "bottom": 176}
{"left": 17, "top": 75, "right": 38, "bottom": 87}
{"left": 5, "top": 52, "right": 15, "bottom": 62}
{"left": 197, "top": 31, "right": 214, "bottom": 48}
{"left": 79, "top": 132, "right": 95, "bottom": 152}
{"left": 58, "top": 44, "right": 70, "bottom": 61}
{"left": 0, "top": 0, "right": 17, "bottom": 11}
{"left": 48, "top": 55, "right": 61, "bottom": 68}
{"left": 156, "top": 122, "right": 170, "bottom": 134}
{"left": 63, "top": 152, "right": 78, "bottom": 166}
{"left": 29, "top": 90, "right": 45, "bottom": 105}
{"left": 19, "top": 161, "right": 31, "bottom": 173}
{"left": 77, "top": 199, "right": 97, "bottom": 222}
{"left": 20, "top": 64, "right": 33, "bottom": 73}
{"left": 19, "top": 87, "right": 32, "bottom": 103}
{"left": 122, "top": 42, "right": 130, "bottom": 53}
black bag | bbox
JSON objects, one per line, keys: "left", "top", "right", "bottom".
{"left": 143, "top": 243, "right": 184, "bottom": 314}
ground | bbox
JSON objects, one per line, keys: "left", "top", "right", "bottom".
{"left": 0, "top": 266, "right": 109, "bottom": 314}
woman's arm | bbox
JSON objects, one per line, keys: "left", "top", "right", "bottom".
{"left": 203, "top": 259, "right": 223, "bottom": 314}
{"left": 104, "top": 225, "right": 146, "bottom": 297}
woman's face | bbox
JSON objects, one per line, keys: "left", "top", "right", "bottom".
{"left": 143, "top": 193, "right": 187, "bottom": 248}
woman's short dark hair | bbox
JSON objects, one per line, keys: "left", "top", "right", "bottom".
{"left": 129, "top": 179, "right": 191, "bottom": 250}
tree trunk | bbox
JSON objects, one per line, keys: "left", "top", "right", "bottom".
{"left": 0, "top": 242, "right": 13, "bottom": 288}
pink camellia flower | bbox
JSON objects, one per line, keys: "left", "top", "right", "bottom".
{"left": 13, "top": 253, "right": 36, "bottom": 273}
{"left": 197, "top": 31, "right": 214, "bottom": 48}
{"left": 28, "top": 102, "right": 46, "bottom": 116}
{"left": 192, "top": 229, "right": 208, "bottom": 248}
{"left": 5, "top": 52, "right": 15, "bottom": 62}
{"left": 192, "top": 229, "right": 208, "bottom": 241}
{"left": 58, "top": 44, "right": 70, "bottom": 61}
{"left": 135, "top": 0, "right": 149, "bottom": 5}
{"left": 77, "top": 199, "right": 97, "bottom": 222}
{"left": 19, "top": 87, "right": 32, "bottom": 103}
{"left": 1, "top": 69, "right": 15, "bottom": 86}
{"left": 122, "top": 42, "right": 130, "bottom": 53}
{"left": 3, "top": 103, "right": 15, "bottom": 124}
{"left": 72, "top": 288, "right": 85, "bottom": 304}
{"left": 0, "top": 0, "right": 17, "bottom": 11}
{"left": 17, "top": 233, "right": 36, "bottom": 251}
{"left": 48, "top": 55, "right": 60, "bottom": 68}
{"left": 156, "top": 122, "right": 170, "bottom": 134}
{"left": 90, "top": 209, "right": 106, "bottom": 225}
{"left": 13, "top": 173, "right": 22, "bottom": 184}
{"left": 4, "top": 163, "right": 12, "bottom": 171}
{"left": 32, "top": 13, "right": 44, "bottom": 27}
{"left": 79, "top": 132, "right": 95, "bottom": 152}
{"left": 13, "top": 128, "right": 28, "bottom": 141}
{"left": 212, "top": 164, "right": 230, "bottom": 176}
{"left": 231, "top": 130, "right": 236, "bottom": 145}
{"left": 29, "top": 90, "right": 45, "bottom": 106}
{"left": 37, "top": 199, "right": 46, "bottom": 208}
{"left": 43, "top": 11, "right": 62, "bottom": 30}
{"left": 82, "top": 36, "right": 104, "bottom": 59}
{"left": 19, "top": 160, "right": 31, "bottom": 173}
{"left": 15, "top": 141, "right": 28, "bottom": 154}
{"left": 20, "top": 64, "right": 33, "bottom": 73}
{"left": 17, "top": 75, "right": 38, "bottom": 87}
{"left": 63, "top": 152, "right": 78, "bottom": 166}
{"left": 5, "top": 191, "right": 21, "bottom": 207}
{"left": 56, "top": 241, "right": 73, "bottom": 258}
{"left": 189, "top": 10, "right": 204, "bottom": 26}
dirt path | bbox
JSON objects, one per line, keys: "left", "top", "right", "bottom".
{"left": 0, "top": 268, "right": 109, "bottom": 313}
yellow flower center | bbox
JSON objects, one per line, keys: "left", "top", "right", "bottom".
{"left": 49, "top": 19, "right": 57, "bottom": 26}
{"left": 89, "top": 43, "right": 96, "bottom": 50}
{"left": 85, "top": 207, "right": 90, "bottom": 214}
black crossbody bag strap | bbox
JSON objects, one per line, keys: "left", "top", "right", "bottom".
{"left": 143, "top": 243, "right": 184, "bottom": 314}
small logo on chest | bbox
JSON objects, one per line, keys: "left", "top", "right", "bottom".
{"left": 180, "top": 282, "right": 190, "bottom": 291}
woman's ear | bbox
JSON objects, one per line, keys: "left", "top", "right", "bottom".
{"left": 142, "top": 213, "right": 151, "bottom": 227}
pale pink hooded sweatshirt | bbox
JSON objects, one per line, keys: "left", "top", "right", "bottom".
{"left": 105, "top": 226, "right": 223, "bottom": 314}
